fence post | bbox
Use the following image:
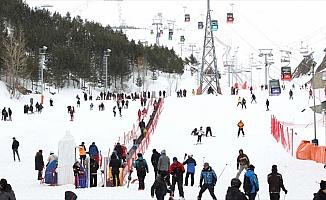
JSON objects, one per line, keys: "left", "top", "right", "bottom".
{"left": 291, "top": 129, "right": 294, "bottom": 157}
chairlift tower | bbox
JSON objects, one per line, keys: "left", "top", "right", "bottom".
{"left": 258, "top": 49, "right": 273, "bottom": 87}
{"left": 199, "top": 0, "right": 221, "bottom": 94}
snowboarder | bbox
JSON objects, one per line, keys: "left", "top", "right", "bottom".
{"left": 35, "top": 150, "right": 44, "bottom": 180}
{"left": 157, "top": 150, "right": 171, "bottom": 186}
{"left": 237, "top": 120, "right": 245, "bottom": 137}
{"left": 226, "top": 178, "right": 248, "bottom": 200}
{"left": 197, "top": 127, "right": 204, "bottom": 144}
{"left": 313, "top": 180, "right": 326, "bottom": 200}
{"left": 266, "top": 99, "right": 270, "bottom": 111}
{"left": 236, "top": 149, "right": 250, "bottom": 179}
{"left": 151, "top": 174, "right": 172, "bottom": 200}
{"left": 151, "top": 149, "right": 161, "bottom": 179}
{"left": 12, "top": 137, "right": 20, "bottom": 162}
{"left": 169, "top": 157, "right": 185, "bottom": 199}
{"left": 0, "top": 178, "right": 16, "bottom": 200}
{"left": 109, "top": 153, "right": 121, "bottom": 187}
{"left": 267, "top": 165, "right": 287, "bottom": 200}
{"left": 90, "top": 157, "right": 99, "bottom": 187}
{"left": 133, "top": 153, "right": 149, "bottom": 190}
{"left": 79, "top": 142, "right": 87, "bottom": 165}
{"left": 243, "top": 165, "right": 259, "bottom": 200}
{"left": 206, "top": 126, "right": 213, "bottom": 137}
{"left": 183, "top": 154, "right": 196, "bottom": 186}
{"left": 197, "top": 162, "right": 217, "bottom": 200}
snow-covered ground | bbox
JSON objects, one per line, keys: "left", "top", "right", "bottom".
{"left": 0, "top": 67, "right": 325, "bottom": 199}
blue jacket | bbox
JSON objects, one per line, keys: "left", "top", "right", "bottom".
{"left": 244, "top": 169, "right": 259, "bottom": 193}
{"left": 183, "top": 157, "right": 196, "bottom": 173}
{"left": 133, "top": 157, "right": 149, "bottom": 173}
{"left": 200, "top": 167, "right": 217, "bottom": 186}
{"left": 88, "top": 144, "right": 99, "bottom": 157}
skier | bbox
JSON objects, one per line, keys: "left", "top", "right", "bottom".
{"left": 251, "top": 94, "right": 257, "bottom": 104}
{"left": 237, "top": 120, "right": 245, "bottom": 137}
{"left": 109, "top": 153, "right": 121, "bottom": 187}
{"left": 35, "top": 150, "right": 44, "bottom": 180}
{"left": 69, "top": 106, "right": 75, "bottom": 121}
{"left": 197, "top": 127, "right": 204, "bottom": 144}
{"left": 241, "top": 98, "right": 247, "bottom": 109}
{"left": 243, "top": 165, "right": 259, "bottom": 200}
{"left": 289, "top": 89, "right": 293, "bottom": 100}
{"left": 151, "top": 149, "right": 161, "bottom": 179}
{"left": 90, "top": 157, "right": 99, "bottom": 187}
{"left": 313, "top": 180, "right": 326, "bottom": 200}
{"left": 205, "top": 126, "right": 213, "bottom": 137}
{"left": 79, "top": 142, "right": 87, "bottom": 165}
{"left": 226, "top": 178, "right": 248, "bottom": 200}
{"left": 183, "top": 154, "right": 196, "bottom": 186}
{"left": 157, "top": 150, "right": 171, "bottom": 186}
{"left": 0, "top": 178, "right": 16, "bottom": 200}
{"left": 151, "top": 174, "right": 172, "bottom": 200}
{"left": 12, "top": 137, "right": 20, "bottom": 162}
{"left": 133, "top": 153, "right": 149, "bottom": 190}
{"left": 169, "top": 157, "right": 185, "bottom": 199}
{"left": 267, "top": 165, "right": 287, "bottom": 200}
{"left": 266, "top": 99, "right": 270, "bottom": 111}
{"left": 197, "top": 162, "right": 217, "bottom": 200}
{"left": 236, "top": 149, "right": 250, "bottom": 179}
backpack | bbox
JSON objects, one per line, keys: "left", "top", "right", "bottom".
{"left": 137, "top": 159, "right": 146, "bottom": 173}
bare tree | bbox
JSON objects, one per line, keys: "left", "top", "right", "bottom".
{"left": 2, "top": 28, "right": 27, "bottom": 98}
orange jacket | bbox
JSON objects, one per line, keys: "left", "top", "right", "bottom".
{"left": 237, "top": 121, "right": 244, "bottom": 128}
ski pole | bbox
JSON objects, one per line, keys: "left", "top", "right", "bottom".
{"left": 257, "top": 192, "right": 260, "bottom": 200}
{"left": 283, "top": 194, "right": 286, "bottom": 200}
{"left": 218, "top": 163, "right": 228, "bottom": 179}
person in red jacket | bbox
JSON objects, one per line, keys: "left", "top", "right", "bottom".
{"left": 169, "top": 157, "right": 185, "bottom": 199}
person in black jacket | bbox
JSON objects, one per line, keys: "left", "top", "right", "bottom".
{"left": 151, "top": 149, "right": 161, "bottom": 179}
{"left": 226, "top": 178, "right": 248, "bottom": 200}
{"left": 151, "top": 174, "right": 172, "bottom": 200}
{"left": 267, "top": 165, "right": 287, "bottom": 200}
{"left": 12, "top": 137, "right": 20, "bottom": 162}
{"left": 266, "top": 99, "right": 270, "bottom": 111}
{"left": 109, "top": 154, "right": 121, "bottom": 187}
{"left": 114, "top": 143, "right": 123, "bottom": 161}
{"left": 90, "top": 157, "right": 99, "bottom": 187}
{"left": 0, "top": 178, "right": 16, "bottom": 200}
{"left": 35, "top": 150, "right": 44, "bottom": 180}
{"left": 313, "top": 180, "right": 326, "bottom": 200}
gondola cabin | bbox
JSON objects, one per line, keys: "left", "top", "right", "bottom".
{"left": 211, "top": 20, "right": 218, "bottom": 31}
{"left": 185, "top": 14, "right": 190, "bottom": 22}
{"left": 180, "top": 35, "right": 185, "bottom": 42}
{"left": 227, "top": 13, "right": 234, "bottom": 23}
{"left": 198, "top": 21, "right": 204, "bottom": 29}
{"left": 281, "top": 66, "right": 292, "bottom": 81}
{"left": 269, "top": 79, "right": 281, "bottom": 96}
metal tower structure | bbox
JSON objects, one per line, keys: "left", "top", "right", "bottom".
{"left": 152, "top": 13, "right": 163, "bottom": 46}
{"left": 258, "top": 49, "right": 273, "bottom": 87}
{"left": 199, "top": 0, "right": 221, "bottom": 94}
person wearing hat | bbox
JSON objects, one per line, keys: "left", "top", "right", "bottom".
{"left": 46, "top": 151, "right": 58, "bottom": 167}
{"left": 0, "top": 178, "right": 16, "bottom": 200}
{"left": 267, "top": 165, "right": 287, "bottom": 200}
{"left": 168, "top": 157, "right": 185, "bottom": 199}
{"left": 35, "top": 150, "right": 44, "bottom": 180}
{"left": 313, "top": 180, "right": 326, "bottom": 200}
{"left": 243, "top": 164, "right": 259, "bottom": 200}
{"left": 226, "top": 178, "right": 248, "bottom": 200}
{"left": 151, "top": 149, "right": 161, "bottom": 179}
{"left": 157, "top": 150, "right": 171, "bottom": 186}
{"left": 236, "top": 149, "right": 250, "bottom": 179}
{"left": 133, "top": 153, "right": 149, "bottom": 190}
{"left": 12, "top": 137, "right": 20, "bottom": 162}
{"left": 183, "top": 154, "right": 197, "bottom": 186}
{"left": 197, "top": 162, "right": 217, "bottom": 200}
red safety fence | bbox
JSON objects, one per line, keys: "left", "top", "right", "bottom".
{"left": 271, "top": 115, "right": 293, "bottom": 154}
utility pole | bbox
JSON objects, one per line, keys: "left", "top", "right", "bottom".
{"left": 258, "top": 49, "right": 273, "bottom": 89}
{"left": 309, "top": 52, "right": 318, "bottom": 145}
{"left": 104, "top": 49, "right": 111, "bottom": 93}
{"left": 39, "top": 46, "right": 47, "bottom": 104}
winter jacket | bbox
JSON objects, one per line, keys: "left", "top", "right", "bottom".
{"left": 168, "top": 161, "right": 185, "bottom": 178}
{"left": 90, "top": 159, "right": 99, "bottom": 175}
{"left": 114, "top": 144, "right": 123, "bottom": 159}
{"left": 79, "top": 145, "right": 86, "bottom": 156}
{"left": 237, "top": 154, "right": 250, "bottom": 169}
{"left": 151, "top": 176, "right": 169, "bottom": 198}
{"left": 313, "top": 190, "right": 326, "bottom": 200}
{"left": 35, "top": 152, "right": 44, "bottom": 170}
{"left": 47, "top": 154, "right": 58, "bottom": 166}
{"left": 0, "top": 184, "right": 16, "bottom": 200}
{"left": 225, "top": 186, "right": 248, "bottom": 200}
{"left": 237, "top": 121, "right": 244, "bottom": 128}
{"left": 88, "top": 144, "right": 99, "bottom": 157}
{"left": 11, "top": 140, "right": 19, "bottom": 150}
{"left": 243, "top": 169, "right": 259, "bottom": 194}
{"left": 267, "top": 172, "right": 286, "bottom": 193}
{"left": 157, "top": 153, "right": 170, "bottom": 172}
{"left": 183, "top": 157, "right": 196, "bottom": 173}
{"left": 109, "top": 155, "right": 121, "bottom": 173}
{"left": 199, "top": 166, "right": 217, "bottom": 186}
{"left": 134, "top": 157, "right": 149, "bottom": 176}
{"left": 151, "top": 151, "right": 161, "bottom": 168}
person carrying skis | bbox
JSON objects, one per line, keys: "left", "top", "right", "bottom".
{"left": 183, "top": 154, "right": 196, "bottom": 186}
{"left": 313, "top": 180, "right": 326, "bottom": 200}
{"left": 226, "top": 178, "right": 248, "bottom": 200}
{"left": 197, "top": 127, "right": 204, "bottom": 144}
{"left": 12, "top": 137, "right": 20, "bottom": 162}
{"left": 197, "top": 162, "right": 217, "bottom": 200}
{"left": 243, "top": 164, "right": 259, "bottom": 200}
{"left": 151, "top": 174, "right": 172, "bottom": 200}
{"left": 133, "top": 153, "right": 149, "bottom": 190}
{"left": 109, "top": 153, "right": 121, "bottom": 187}
{"left": 237, "top": 120, "right": 245, "bottom": 137}
{"left": 151, "top": 149, "right": 161, "bottom": 179}
{"left": 157, "top": 150, "right": 171, "bottom": 186}
{"left": 169, "top": 157, "right": 185, "bottom": 199}
{"left": 236, "top": 149, "right": 250, "bottom": 179}
{"left": 267, "top": 165, "right": 287, "bottom": 200}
